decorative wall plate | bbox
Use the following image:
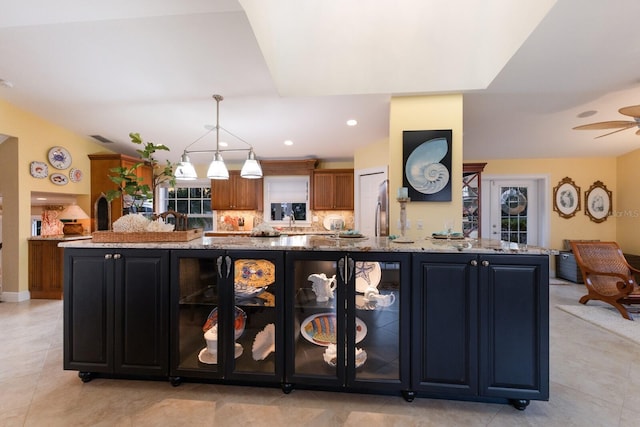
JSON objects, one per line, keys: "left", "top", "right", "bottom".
{"left": 69, "top": 167, "right": 83, "bottom": 182}
{"left": 30, "top": 161, "right": 48, "bottom": 178}
{"left": 50, "top": 173, "right": 68, "bottom": 185}
{"left": 48, "top": 146, "right": 72, "bottom": 169}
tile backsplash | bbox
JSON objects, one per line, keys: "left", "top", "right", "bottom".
{"left": 216, "top": 210, "right": 354, "bottom": 232}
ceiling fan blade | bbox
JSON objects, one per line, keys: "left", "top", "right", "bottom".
{"left": 594, "top": 123, "right": 638, "bottom": 139}
{"left": 572, "top": 120, "right": 636, "bottom": 130}
{"left": 618, "top": 105, "right": 640, "bottom": 118}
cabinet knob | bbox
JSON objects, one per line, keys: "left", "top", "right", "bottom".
{"left": 113, "top": 253, "right": 121, "bottom": 259}
{"left": 481, "top": 260, "right": 489, "bottom": 267}
{"left": 470, "top": 260, "right": 477, "bottom": 266}
{"left": 104, "top": 254, "right": 112, "bottom": 259}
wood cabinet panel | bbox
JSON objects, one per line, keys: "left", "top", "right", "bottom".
{"left": 211, "top": 171, "right": 263, "bottom": 210}
{"left": 28, "top": 239, "right": 65, "bottom": 299}
{"left": 312, "top": 169, "right": 354, "bottom": 210}
{"left": 89, "top": 153, "right": 152, "bottom": 227}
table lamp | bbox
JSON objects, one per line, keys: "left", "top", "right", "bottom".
{"left": 60, "top": 204, "right": 89, "bottom": 235}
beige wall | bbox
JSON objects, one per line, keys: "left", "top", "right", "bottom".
{"left": 616, "top": 147, "right": 640, "bottom": 254}
{"left": 388, "top": 94, "right": 464, "bottom": 238}
{"left": 354, "top": 139, "right": 389, "bottom": 171}
{"left": 0, "top": 99, "right": 106, "bottom": 300}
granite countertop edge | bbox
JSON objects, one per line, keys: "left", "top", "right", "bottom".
{"left": 58, "top": 235, "right": 556, "bottom": 255}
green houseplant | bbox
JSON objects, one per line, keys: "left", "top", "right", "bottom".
{"left": 106, "top": 132, "right": 176, "bottom": 212}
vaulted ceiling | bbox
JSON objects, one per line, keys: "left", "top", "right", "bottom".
{"left": 1, "top": 0, "right": 640, "bottom": 165}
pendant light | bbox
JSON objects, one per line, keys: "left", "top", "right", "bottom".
{"left": 240, "top": 149, "right": 263, "bottom": 179}
{"left": 176, "top": 94, "right": 262, "bottom": 181}
{"left": 207, "top": 95, "right": 229, "bottom": 179}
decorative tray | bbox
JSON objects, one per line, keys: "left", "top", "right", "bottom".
{"left": 92, "top": 228, "right": 203, "bottom": 242}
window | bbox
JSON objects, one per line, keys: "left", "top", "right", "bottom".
{"left": 158, "top": 179, "right": 213, "bottom": 231}
{"left": 263, "top": 176, "right": 310, "bottom": 226}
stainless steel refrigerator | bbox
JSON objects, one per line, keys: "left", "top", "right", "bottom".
{"left": 375, "top": 179, "right": 389, "bottom": 236}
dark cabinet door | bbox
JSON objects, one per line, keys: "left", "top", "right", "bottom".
{"left": 114, "top": 250, "right": 169, "bottom": 376}
{"left": 411, "top": 253, "right": 478, "bottom": 396}
{"left": 478, "top": 254, "right": 549, "bottom": 401}
{"left": 64, "top": 249, "right": 114, "bottom": 373}
{"left": 64, "top": 249, "right": 169, "bottom": 377}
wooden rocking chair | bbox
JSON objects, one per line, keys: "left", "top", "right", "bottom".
{"left": 570, "top": 241, "right": 640, "bottom": 320}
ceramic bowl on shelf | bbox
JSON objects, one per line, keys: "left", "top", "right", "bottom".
{"left": 322, "top": 344, "right": 367, "bottom": 368}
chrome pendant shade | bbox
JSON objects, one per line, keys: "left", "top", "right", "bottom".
{"left": 174, "top": 94, "right": 262, "bottom": 181}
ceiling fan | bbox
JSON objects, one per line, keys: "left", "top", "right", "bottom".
{"left": 573, "top": 105, "right": 640, "bottom": 138}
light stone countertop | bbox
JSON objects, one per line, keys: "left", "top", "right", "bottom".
{"left": 59, "top": 234, "right": 555, "bottom": 255}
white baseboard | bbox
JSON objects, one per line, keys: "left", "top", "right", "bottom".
{"left": 0, "top": 290, "right": 31, "bottom": 302}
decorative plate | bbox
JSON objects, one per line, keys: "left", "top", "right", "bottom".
{"left": 355, "top": 261, "right": 381, "bottom": 293}
{"left": 300, "top": 313, "right": 367, "bottom": 346}
{"left": 338, "top": 232, "right": 364, "bottom": 239}
{"left": 48, "top": 146, "right": 72, "bottom": 169}
{"left": 30, "top": 161, "right": 48, "bottom": 178}
{"left": 432, "top": 233, "right": 465, "bottom": 240}
{"left": 234, "top": 259, "right": 276, "bottom": 288}
{"left": 323, "top": 214, "right": 345, "bottom": 231}
{"left": 69, "top": 167, "right": 83, "bottom": 182}
{"left": 50, "top": 173, "right": 68, "bottom": 185}
{"left": 202, "top": 306, "right": 246, "bottom": 340}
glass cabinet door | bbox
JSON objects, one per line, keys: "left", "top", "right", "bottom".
{"left": 227, "top": 250, "right": 283, "bottom": 381}
{"left": 170, "top": 250, "right": 283, "bottom": 384}
{"left": 285, "top": 251, "right": 410, "bottom": 392}
{"left": 349, "top": 253, "right": 410, "bottom": 391}
{"left": 171, "top": 250, "right": 224, "bottom": 379}
{"left": 287, "top": 252, "right": 344, "bottom": 386}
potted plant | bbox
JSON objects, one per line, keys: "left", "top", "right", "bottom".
{"left": 106, "top": 132, "right": 176, "bottom": 213}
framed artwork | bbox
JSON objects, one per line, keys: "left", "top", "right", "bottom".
{"left": 553, "top": 177, "right": 580, "bottom": 218}
{"left": 584, "top": 180, "right": 612, "bottom": 223}
{"left": 402, "top": 130, "right": 452, "bottom": 201}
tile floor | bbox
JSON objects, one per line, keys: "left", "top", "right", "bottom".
{"left": 1, "top": 282, "right": 640, "bottom": 426}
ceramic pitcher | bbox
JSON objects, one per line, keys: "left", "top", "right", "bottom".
{"left": 308, "top": 273, "right": 337, "bottom": 302}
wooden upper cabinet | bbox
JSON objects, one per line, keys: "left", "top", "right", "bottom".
{"left": 312, "top": 169, "right": 354, "bottom": 210}
{"left": 211, "top": 171, "right": 263, "bottom": 210}
{"left": 89, "top": 153, "right": 153, "bottom": 226}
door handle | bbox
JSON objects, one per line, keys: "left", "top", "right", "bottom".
{"left": 225, "top": 255, "right": 232, "bottom": 278}
{"left": 216, "top": 256, "right": 223, "bottom": 278}
{"left": 338, "top": 258, "right": 345, "bottom": 282}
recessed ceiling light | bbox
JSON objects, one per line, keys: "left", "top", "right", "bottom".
{"left": 219, "top": 141, "right": 228, "bottom": 147}
{"left": 284, "top": 140, "right": 293, "bottom": 146}
{"left": 346, "top": 119, "right": 358, "bottom": 126}
{"left": 36, "top": 197, "right": 47, "bottom": 201}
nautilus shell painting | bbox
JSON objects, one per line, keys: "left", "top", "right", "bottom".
{"left": 405, "top": 138, "right": 449, "bottom": 194}
{"left": 402, "top": 130, "right": 452, "bottom": 201}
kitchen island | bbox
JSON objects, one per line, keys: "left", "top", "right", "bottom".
{"left": 61, "top": 235, "right": 549, "bottom": 410}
